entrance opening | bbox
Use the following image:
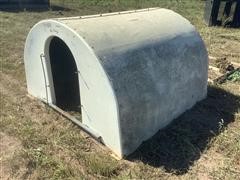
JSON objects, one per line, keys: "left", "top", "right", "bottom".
{"left": 49, "top": 37, "right": 81, "bottom": 114}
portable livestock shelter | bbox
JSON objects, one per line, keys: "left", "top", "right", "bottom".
{"left": 24, "top": 8, "right": 208, "bottom": 158}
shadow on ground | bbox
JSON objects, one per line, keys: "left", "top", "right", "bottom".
{"left": 128, "top": 85, "right": 240, "bottom": 174}
{"left": 0, "top": 5, "right": 71, "bottom": 12}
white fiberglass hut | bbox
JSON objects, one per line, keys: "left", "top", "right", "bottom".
{"left": 24, "top": 8, "right": 208, "bottom": 158}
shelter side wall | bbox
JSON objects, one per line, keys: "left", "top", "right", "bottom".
{"left": 60, "top": 9, "right": 208, "bottom": 156}
{"left": 99, "top": 32, "right": 208, "bottom": 156}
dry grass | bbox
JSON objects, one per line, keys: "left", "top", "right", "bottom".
{"left": 0, "top": 0, "right": 240, "bottom": 179}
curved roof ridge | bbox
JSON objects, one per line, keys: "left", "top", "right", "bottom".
{"left": 55, "top": 7, "right": 161, "bottom": 21}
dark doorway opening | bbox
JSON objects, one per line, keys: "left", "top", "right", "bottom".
{"left": 49, "top": 37, "right": 81, "bottom": 113}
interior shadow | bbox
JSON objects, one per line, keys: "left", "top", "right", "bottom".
{"left": 49, "top": 37, "right": 80, "bottom": 112}
{"left": 127, "top": 85, "right": 240, "bottom": 174}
